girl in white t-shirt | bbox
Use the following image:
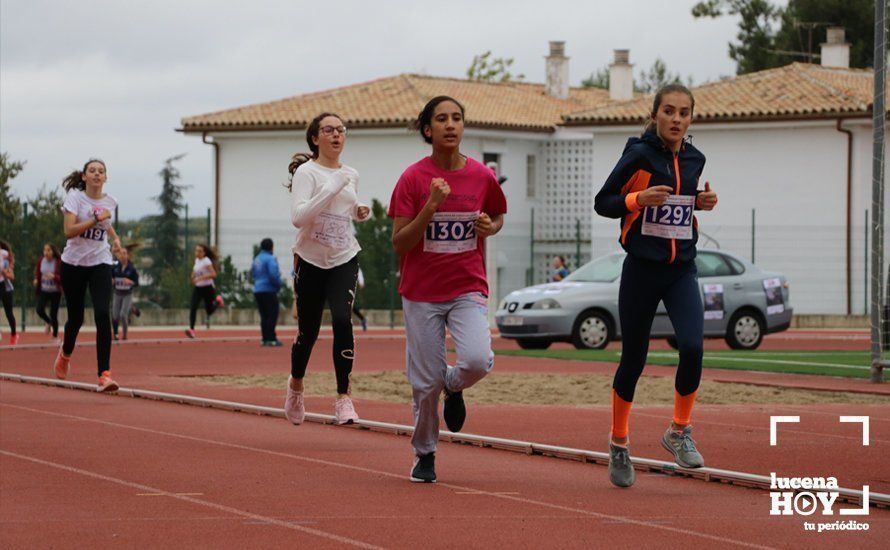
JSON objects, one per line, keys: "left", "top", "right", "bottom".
{"left": 0, "top": 240, "right": 17, "bottom": 345}
{"left": 185, "top": 243, "right": 224, "bottom": 338}
{"left": 54, "top": 159, "right": 122, "bottom": 392}
{"left": 283, "top": 112, "right": 371, "bottom": 427}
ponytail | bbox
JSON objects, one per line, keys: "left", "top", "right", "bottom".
{"left": 283, "top": 152, "right": 313, "bottom": 192}
{"left": 62, "top": 158, "right": 106, "bottom": 192}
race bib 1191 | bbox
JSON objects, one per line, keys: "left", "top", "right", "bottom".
{"left": 423, "top": 211, "right": 478, "bottom": 254}
{"left": 641, "top": 194, "right": 694, "bottom": 240}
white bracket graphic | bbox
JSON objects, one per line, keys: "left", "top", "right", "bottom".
{"left": 770, "top": 416, "right": 800, "bottom": 446}
{"left": 839, "top": 416, "right": 870, "bottom": 446}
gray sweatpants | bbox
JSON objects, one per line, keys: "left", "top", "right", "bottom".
{"left": 403, "top": 292, "right": 494, "bottom": 455}
{"left": 112, "top": 292, "right": 133, "bottom": 339}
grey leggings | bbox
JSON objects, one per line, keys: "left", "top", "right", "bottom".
{"left": 112, "top": 292, "right": 133, "bottom": 339}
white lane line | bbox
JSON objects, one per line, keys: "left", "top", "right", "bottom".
{"left": 648, "top": 352, "right": 870, "bottom": 370}
{"left": 0, "top": 449, "right": 383, "bottom": 549}
{"left": 0, "top": 403, "right": 771, "bottom": 549}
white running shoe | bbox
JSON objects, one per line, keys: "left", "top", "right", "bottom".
{"left": 334, "top": 396, "right": 358, "bottom": 425}
{"left": 284, "top": 377, "right": 305, "bottom": 425}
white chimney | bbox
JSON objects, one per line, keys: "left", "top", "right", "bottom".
{"left": 609, "top": 49, "right": 634, "bottom": 101}
{"left": 821, "top": 27, "right": 850, "bottom": 68}
{"left": 545, "top": 41, "right": 569, "bottom": 100}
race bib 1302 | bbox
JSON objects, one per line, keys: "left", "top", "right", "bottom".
{"left": 423, "top": 211, "right": 478, "bottom": 254}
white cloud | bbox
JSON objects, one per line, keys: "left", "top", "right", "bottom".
{"left": 2, "top": 0, "right": 741, "bottom": 217}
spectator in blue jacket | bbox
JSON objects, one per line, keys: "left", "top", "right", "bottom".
{"left": 252, "top": 238, "right": 283, "bottom": 346}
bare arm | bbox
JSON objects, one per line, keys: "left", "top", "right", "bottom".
{"left": 391, "top": 178, "right": 450, "bottom": 256}
{"left": 107, "top": 224, "right": 122, "bottom": 254}
{"left": 63, "top": 210, "right": 103, "bottom": 239}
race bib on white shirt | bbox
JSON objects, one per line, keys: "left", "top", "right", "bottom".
{"left": 311, "top": 212, "right": 352, "bottom": 250}
{"left": 423, "top": 211, "right": 478, "bottom": 254}
{"left": 641, "top": 195, "right": 694, "bottom": 240}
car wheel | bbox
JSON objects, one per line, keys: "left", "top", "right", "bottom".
{"left": 516, "top": 339, "right": 552, "bottom": 350}
{"left": 725, "top": 309, "right": 765, "bottom": 350}
{"left": 571, "top": 310, "right": 612, "bottom": 350}
{"left": 666, "top": 336, "right": 679, "bottom": 350}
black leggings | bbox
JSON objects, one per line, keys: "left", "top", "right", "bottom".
{"left": 291, "top": 256, "right": 358, "bottom": 395}
{"left": 0, "top": 285, "right": 15, "bottom": 335}
{"left": 189, "top": 285, "right": 219, "bottom": 329}
{"left": 612, "top": 255, "right": 703, "bottom": 402}
{"left": 61, "top": 262, "right": 112, "bottom": 376}
{"left": 36, "top": 291, "right": 62, "bottom": 337}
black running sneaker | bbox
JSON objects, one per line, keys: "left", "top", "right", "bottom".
{"left": 443, "top": 389, "right": 466, "bottom": 433}
{"left": 410, "top": 453, "right": 436, "bottom": 483}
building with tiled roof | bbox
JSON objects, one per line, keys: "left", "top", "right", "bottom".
{"left": 181, "top": 34, "right": 887, "bottom": 315}
{"left": 182, "top": 73, "right": 612, "bottom": 133}
{"left": 564, "top": 62, "right": 886, "bottom": 125}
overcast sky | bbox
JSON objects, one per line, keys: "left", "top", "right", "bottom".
{"left": 2, "top": 0, "right": 755, "bottom": 218}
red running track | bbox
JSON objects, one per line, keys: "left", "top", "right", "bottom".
{"left": 2, "top": 381, "right": 886, "bottom": 549}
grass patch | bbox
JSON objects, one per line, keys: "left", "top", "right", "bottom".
{"left": 494, "top": 349, "right": 874, "bottom": 379}
{"left": 191, "top": 371, "right": 888, "bottom": 406}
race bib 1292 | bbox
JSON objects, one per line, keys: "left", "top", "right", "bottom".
{"left": 641, "top": 194, "right": 694, "bottom": 240}
{"left": 423, "top": 211, "right": 478, "bottom": 254}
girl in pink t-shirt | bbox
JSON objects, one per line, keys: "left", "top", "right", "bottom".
{"left": 389, "top": 96, "right": 507, "bottom": 483}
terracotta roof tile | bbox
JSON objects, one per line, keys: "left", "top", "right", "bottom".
{"left": 563, "top": 63, "right": 887, "bottom": 125}
{"left": 182, "top": 74, "right": 612, "bottom": 132}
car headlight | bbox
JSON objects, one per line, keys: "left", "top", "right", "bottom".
{"left": 531, "top": 298, "right": 561, "bottom": 310}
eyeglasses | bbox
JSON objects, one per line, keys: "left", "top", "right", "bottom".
{"left": 319, "top": 125, "right": 348, "bottom": 136}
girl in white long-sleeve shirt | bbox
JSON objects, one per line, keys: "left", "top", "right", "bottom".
{"left": 285, "top": 112, "right": 371, "bottom": 427}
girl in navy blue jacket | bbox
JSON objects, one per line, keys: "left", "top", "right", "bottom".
{"left": 594, "top": 84, "right": 718, "bottom": 488}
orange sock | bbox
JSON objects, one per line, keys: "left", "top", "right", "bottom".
{"left": 611, "top": 390, "right": 633, "bottom": 440}
{"left": 673, "top": 390, "right": 697, "bottom": 427}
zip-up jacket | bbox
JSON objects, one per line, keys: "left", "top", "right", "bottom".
{"left": 251, "top": 250, "right": 283, "bottom": 294}
{"left": 594, "top": 130, "right": 706, "bottom": 263}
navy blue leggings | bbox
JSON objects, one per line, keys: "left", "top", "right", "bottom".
{"left": 612, "top": 255, "right": 703, "bottom": 402}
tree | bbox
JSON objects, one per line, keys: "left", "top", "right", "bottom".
{"left": 637, "top": 58, "right": 690, "bottom": 93}
{"left": 693, "top": 0, "right": 874, "bottom": 74}
{"left": 0, "top": 153, "right": 25, "bottom": 241}
{"left": 148, "top": 154, "right": 189, "bottom": 307}
{"left": 581, "top": 67, "right": 610, "bottom": 90}
{"left": 774, "top": 0, "right": 874, "bottom": 68}
{"left": 354, "top": 199, "right": 397, "bottom": 309}
{"left": 467, "top": 51, "right": 525, "bottom": 82}
{"left": 692, "top": 0, "right": 780, "bottom": 74}
{"left": 582, "top": 59, "right": 691, "bottom": 94}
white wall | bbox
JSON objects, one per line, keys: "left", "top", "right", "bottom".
{"left": 211, "top": 129, "right": 546, "bottom": 303}
{"left": 582, "top": 119, "right": 886, "bottom": 315}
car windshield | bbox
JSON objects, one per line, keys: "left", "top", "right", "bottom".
{"left": 563, "top": 254, "right": 624, "bottom": 283}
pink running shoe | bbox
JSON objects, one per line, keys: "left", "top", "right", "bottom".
{"left": 284, "top": 377, "right": 305, "bottom": 425}
{"left": 97, "top": 370, "right": 119, "bottom": 393}
{"left": 334, "top": 396, "right": 358, "bottom": 425}
{"left": 185, "top": 328, "right": 196, "bottom": 339}
{"left": 215, "top": 295, "right": 225, "bottom": 308}
{"left": 9, "top": 333, "right": 20, "bottom": 346}
{"left": 54, "top": 347, "right": 71, "bottom": 379}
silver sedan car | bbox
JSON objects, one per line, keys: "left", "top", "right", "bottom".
{"left": 495, "top": 250, "right": 793, "bottom": 350}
